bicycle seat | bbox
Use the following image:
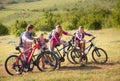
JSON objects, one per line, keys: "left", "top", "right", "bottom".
{"left": 15, "top": 46, "right": 21, "bottom": 52}
{"left": 55, "top": 44, "right": 60, "bottom": 48}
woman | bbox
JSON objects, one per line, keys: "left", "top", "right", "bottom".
{"left": 50, "top": 25, "right": 73, "bottom": 52}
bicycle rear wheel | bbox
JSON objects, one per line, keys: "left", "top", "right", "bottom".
{"left": 92, "top": 48, "right": 108, "bottom": 64}
{"left": 67, "top": 50, "right": 76, "bottom": 64}
{"left": 5, "top": 55, "right": 23, "bottom": 75}
{"left": 53, "top": 51, "right": 61, "bottom": 69}
{"left": 70, "top": 48, "right": 82, "bottom": 64}
{"left": 71, "top": 49, "right": 88, "bottom": 64}
{"left": 36, "top": 51, "right": 58, "bottom": 71}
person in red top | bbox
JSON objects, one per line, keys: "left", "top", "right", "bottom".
{"left": 37, "top": 33, "right": 49, "bottom": 69}
{"left": 38, "top": 33, "right": 48, "bottom": 50}
{"left": 50, "top": 25, "right": 73, "bottom": 51}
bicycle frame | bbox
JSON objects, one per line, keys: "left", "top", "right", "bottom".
{"left": 55, "top": 41, "right": 73, "bottom": 58}
{"left": 85, "top": 38, "right": 96, "bottom": 54}
{"left": 16, "top": 41, "right": 39, "bottom": 64}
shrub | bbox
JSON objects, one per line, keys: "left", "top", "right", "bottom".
{"left": 0, "top": 5, "right": 5, "bottom": 10}
{"left": 0, "top": 23, "right": 9, "bottom": 36}
{"left": 11, "top": 20, "right": 27, "bottom": 36}
{"left": 87, "top": 19, "right": 102, "bottom": 30}
{"left": 62, "top": 21, "right": 74, "bottom": 30}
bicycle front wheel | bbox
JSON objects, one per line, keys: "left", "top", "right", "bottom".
{"left": 36, "top": 51, "right": 58, "bottom": 71}
{"left": 92, "top": 48, "right": 108, "bottom": 64}
{"left": 5, "top": 55, "right": 23, "bottom": 75}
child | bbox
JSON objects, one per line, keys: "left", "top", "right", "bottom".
{"left": 38, "top": 33, "right": 48, "bottom": 51}
{"left": 75, "top": 26, "right": 94, "bottom": 52}
{"left": 37, "top": 33, "right": 49, "bottom": 69}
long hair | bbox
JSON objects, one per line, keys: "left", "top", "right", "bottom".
{"left": 55, "top": 25, "right": 63, "bottom": 37}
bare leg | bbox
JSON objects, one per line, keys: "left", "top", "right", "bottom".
{"left": 80, "top": 40, "right": 85, "bottom": 52}
{"left": 41, "top": 57, "right": 45, "bottom": 68}
{"left": 79, "top": 40, "right": 85, "bottom": 63}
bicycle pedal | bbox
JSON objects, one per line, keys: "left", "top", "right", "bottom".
{"left": 33, "top": 61, "right": 37, "bottom": 66}
{"left": 59, "top": 57, "right": 65, "bottom": 62}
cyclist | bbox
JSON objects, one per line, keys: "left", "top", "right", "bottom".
{"left": 49, "top": 25, "right": 73, "bottom": 56}
{"left": 21, "top": 24, "right": 35, "bottom": 71}
{"left": 75, "top": 26, "right": 94, "bottom": 52}
{"left": 38, "top": 33, "right": 48, "bottom": 50}
{"left": 75, "top": 26, "right": 94, "bottom": 62}
{"left": 38, "top": 33, "right": 55, "bottom": 69}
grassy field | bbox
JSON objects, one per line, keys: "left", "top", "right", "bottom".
{"left": 0, "top": 0, "right": 81, "bottom": 25}
{"left": 0, "top": 28, "right": 120, "bottom": 81}
{"left": 0, "top": 0, "right": 114, "bottom": 26}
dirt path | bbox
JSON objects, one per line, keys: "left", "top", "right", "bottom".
{"left": 1, "top": 62, "right": 120, "bottom": 77}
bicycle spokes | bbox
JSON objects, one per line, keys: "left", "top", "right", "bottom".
{"left": 92, "top": 48, "right": 108, "bottom": 64}
{"left": 37, "top": 52, "right": 58, "bottom": 71}
{"left": 5, "top": 55, "right": 23, "bottom": 75}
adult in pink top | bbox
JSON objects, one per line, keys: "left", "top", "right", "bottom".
{"left": 50, "top": 25, "right": 73, "bottom": 51}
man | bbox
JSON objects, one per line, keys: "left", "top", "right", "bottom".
{"left": 21, "top": 24, "right": 34, "bottom": 52}
{"left": 20, "top": 24, "right": 34, "bottom": 72}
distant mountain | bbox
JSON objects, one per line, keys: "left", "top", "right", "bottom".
{"left": 0, "top": 0, "right": 41, "bottom": 4}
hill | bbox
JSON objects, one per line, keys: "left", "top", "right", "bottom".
{"left": 0, "top": 0, "right": 41, "bottom": 4}
{"left": 0, "top": 0, "right": 120, "bottom": 36}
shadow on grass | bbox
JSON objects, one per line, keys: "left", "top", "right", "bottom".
{"left": 86, "top": 60, "right": 120, "bottom": 65}
{"left": 99, "top": 61, "right": 120, "bottom": 65}
{"left": 58, "top": 61, "right": 120, "bottom": 71}
{"left": 58, "top": 65, "right": 102, "bottom": 71}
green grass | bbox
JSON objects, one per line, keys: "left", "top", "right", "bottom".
{"left": 6, "top": 0, "right": 80, "bottom": 10}
{"left": 0, "top": 0, "right": 114, "bottom": 26}
{"left": 0, "top": 0, "right": 81, "bottom": 25}
{"left": 0, "top": 28, "right": 120, "bottom": 81}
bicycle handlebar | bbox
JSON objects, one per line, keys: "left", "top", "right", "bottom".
{"left": 88, "top": 37, "right": 96, "bottom": 42}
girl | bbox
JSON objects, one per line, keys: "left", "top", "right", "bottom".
{"left": 75, "top": 26, "right": 94, "bottom": 52}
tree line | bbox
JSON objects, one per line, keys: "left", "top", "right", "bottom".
{"left": 0, "top": 0, "right": 120, "bottom": 36}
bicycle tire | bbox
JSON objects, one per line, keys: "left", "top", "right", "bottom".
{"left": 36, "top": 51, "right": 58, "bottom": 71}
{"left": 70, "top": 48, "right": 82, "bottom": 64}
{"left": 5, "top": 55, "right": 23, "bottom": 75}
{"left": 92, "top": 48, "right": 108, "bottom": 64}
{"left": 67, "top": 49, "right": 76, "bottom": 64}
{"left": 53, "top": 52, "right": 61, "bottom": 69}
{"left": 70, "top": 48, "right": 88, "bottom": 64}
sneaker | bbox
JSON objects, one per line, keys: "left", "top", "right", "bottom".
{"left": 59, "top": 57, "right": 65, "bottom": 62}
{"left": 16, "top": 68, "right": 22, "bottom": 74}
{"left": 50, "top": 63, "right": 54, "bottom": 67}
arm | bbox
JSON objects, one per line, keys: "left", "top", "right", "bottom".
{"left": 84, "top": 32, "right": 92, "bottom": 36}
{"left": 62, "top": 30, "right": 73, "bottom": 36}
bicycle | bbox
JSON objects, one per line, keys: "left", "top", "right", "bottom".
{"left": 53, "top": 39, "right": 87, "bottom": 68}
{"left": 5, "top": 39, "right": 58, "bottom": 75}
{"left": 71, "top": 37, "right": 108, "bottom": 64}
